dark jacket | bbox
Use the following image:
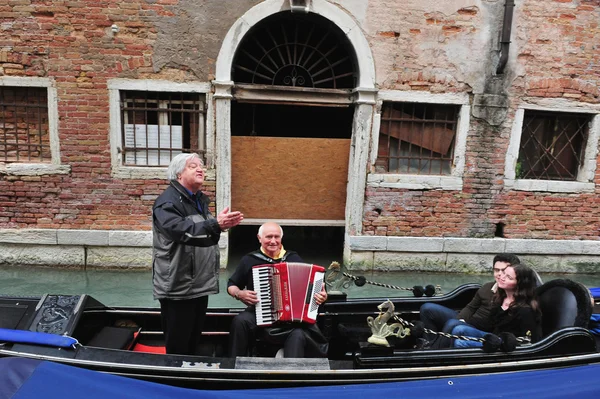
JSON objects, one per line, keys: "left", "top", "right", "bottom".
{"left": 152, "top": 180, "right": 222, "bottom": 300}
{"left": 458, "top": 281, "right": 496, "bottom": 332}
{"left": 491, "top": 304, "right": 542, "bottom": 342}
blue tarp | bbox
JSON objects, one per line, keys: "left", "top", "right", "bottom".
{"left": 2, "top": 357, "right": 600, "bottom": 399}
{"left": 591, "top": 287, "right": 600, "bottom": 299}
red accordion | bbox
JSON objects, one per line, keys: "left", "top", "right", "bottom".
{"left": 252, "top": 262, "right": 325, "bottom": 327}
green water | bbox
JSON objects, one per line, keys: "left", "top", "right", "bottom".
{"left": 1, "top": 265, "right": 599, "bottom": 308}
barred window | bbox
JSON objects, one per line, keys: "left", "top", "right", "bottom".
{"left": 376, "top": 102, "right": 459, "bottom": 175}
{"left": 120, "top": 91, "right": 206, "bottom": 166}
{"left": 0, "top": 86, "right": 50, "bottom": 163}
{"left": 517, "top": 111, "right": 590, "bottom": 181}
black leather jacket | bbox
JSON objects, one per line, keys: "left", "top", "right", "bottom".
{"left": 152, "top": 180, "right": 222, "bottom": 300}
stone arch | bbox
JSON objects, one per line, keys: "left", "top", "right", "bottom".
{"left": 213, "top": 0, "right": 377, "bottom": 266}
{"left": 215, "top": 0, "right": 375, "bottom": 89}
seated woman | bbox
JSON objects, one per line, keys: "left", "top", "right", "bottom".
{"left": 452, "top": 263, "right": 542, "bottom": 348}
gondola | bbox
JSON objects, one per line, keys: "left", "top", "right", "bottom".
{"left": 4, "top": 357, "right": 600, "bottom": 398}
{"left": 0, "top": 276, "right": 598, "bottom": 390}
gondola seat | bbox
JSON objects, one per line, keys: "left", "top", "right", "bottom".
{"left": 536, "top": 279, "right": 593, "bottom": 338}
{"left": 87, "top": 326, "right": 140, "bottom": 350}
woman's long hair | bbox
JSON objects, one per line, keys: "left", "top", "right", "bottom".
{"left": 493, "top": 264, "right": 540, "bottom": 313}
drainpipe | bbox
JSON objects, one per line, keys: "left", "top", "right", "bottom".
{"left": 496, "top": 0, "right": 515, "bottom": 75}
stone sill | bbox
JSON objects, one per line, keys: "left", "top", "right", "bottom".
{"left": 111, "top": 167, "right": 216, "bottom": 180}
{"left": 0, "top": 164, "right": 71, "bottom": 176}
{"left": 367, "top": 174, "right": 463, "bottom": 190}
{"left": 504, "top": 179, "right": 595, "bottom": 193}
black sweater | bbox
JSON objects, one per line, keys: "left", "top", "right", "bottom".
{"left": 490, "top": 304, "right": 542, "bottom": 342}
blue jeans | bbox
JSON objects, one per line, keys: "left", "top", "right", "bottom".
{"left": 451, "top": 324, "right": 486, "bottom": 348}
{"left": 420, "top": 303, "right": 465, "bottom": 347}
{"left": 420, "top": 303, "right": 458, "bottom": 332}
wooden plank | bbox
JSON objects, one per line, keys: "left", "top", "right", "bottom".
{"left": 231, "top": 137, "right": 349, "bottom": 220}
{"left": 233, "top": 84, "right": 352, "bottom": 106}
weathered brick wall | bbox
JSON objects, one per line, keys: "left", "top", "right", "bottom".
{"left": 0, "top": 0, "right": 256, "bottom": 229}
{"left": 362, "top": 0, "right": 600, "bottom": 240}
{"left": 1, "top": 0, "right": 599, "bottom": 242}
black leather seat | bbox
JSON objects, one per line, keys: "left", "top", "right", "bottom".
{"left": 536, "top": 279, "right": 593, "bottom": 337}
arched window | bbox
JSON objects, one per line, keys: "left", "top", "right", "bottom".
{"left": 232, "top": 12, "right": 357, "bottom": 89}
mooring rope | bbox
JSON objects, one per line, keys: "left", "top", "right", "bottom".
{"left": 342, "top": 272, "right": 443, "bottom": 297}
{"left": 391, "top": 313, "right": 531, "bottom": 345}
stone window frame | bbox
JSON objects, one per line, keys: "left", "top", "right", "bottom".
{"left": 504, "top": 102, "right": 600, "bottom": 193}
{"left": 368, "top": 90, "right": 470, "bottom": 190}
{"left": 108, "top": 79, "right": 214, "bottom": 180}
{"left": 0, "top": 77, "right": 70, "bottom": 176}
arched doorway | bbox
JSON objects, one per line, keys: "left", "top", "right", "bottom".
{"left": 214, "top": 0, "right": 376, "bottom": 266}
{"left": 230, "top": 11, "right": 357, "bottom": 224}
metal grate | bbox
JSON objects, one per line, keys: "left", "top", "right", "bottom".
{"left": 232, "top": 12, "right": 356, "bottom": 89}
{"left": 120, "top": 91, "right": 206, "bottom": 166}
{"left": 376, "top": 102, "right": 458, "bottom": 175}
{"left": 0, "top": 86, "right": 50, "bottom": 163}
{"left": 517, "top": 111, "right": 589, "bottom": 181}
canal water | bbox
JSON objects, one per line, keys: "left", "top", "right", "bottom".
{"left": 1, "top": 264, "right": 599, "bottom": 308}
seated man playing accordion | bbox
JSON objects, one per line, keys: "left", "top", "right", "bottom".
{"left": 227, "top": 222, "right": 329, "bottom": 358}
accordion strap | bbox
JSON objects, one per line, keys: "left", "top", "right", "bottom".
{"left": 248, "top": 250, "right": 298, "bottom": 264}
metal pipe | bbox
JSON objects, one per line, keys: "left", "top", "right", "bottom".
{"left": 496, "top": 0, "right": 515, "bottom": 74}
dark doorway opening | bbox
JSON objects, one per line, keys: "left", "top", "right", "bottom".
{"left": 227, "top": 225, "right": 344, "bottom": 273}
{"left": 231, "top": 102, "right": 353, "bottom": 138}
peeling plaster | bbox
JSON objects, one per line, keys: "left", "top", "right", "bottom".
{"left": 151, "top": 0, "right": 262, "bottom": 80}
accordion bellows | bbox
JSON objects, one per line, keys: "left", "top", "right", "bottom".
{"left": 252, "top": 262, "right": 325, "bottom": 326}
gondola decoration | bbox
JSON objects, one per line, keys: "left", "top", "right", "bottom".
{"left": 366, "top": 299, "right": 529, "bottom": 352}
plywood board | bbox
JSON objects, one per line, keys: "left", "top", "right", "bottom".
{"left": 231, "top": 136, "right": 350, "bottom": 220}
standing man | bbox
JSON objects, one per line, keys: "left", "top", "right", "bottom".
{"left": 153, "top": 153, "right": 243, "bottom": 355}
{"left": 227, "top": 222, "right": 328, "bottom": 358}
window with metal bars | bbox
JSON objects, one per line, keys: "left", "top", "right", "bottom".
{"left": 120, "top": 91, "right": 206, "bottom": 166}
{"left": 516, "top": 111, "right": 590, "bottom": 181}
{"left": 0, "top": 86, "right": 50, "bottom": 163}
{"left": 376, "top": 102, "right": 459, "bottom": 175}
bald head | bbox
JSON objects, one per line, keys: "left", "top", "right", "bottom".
{"left": 258, "top": 222, "right": 284, "bottom": 258}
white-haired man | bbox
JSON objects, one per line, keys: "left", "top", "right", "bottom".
{"left": 153, "top": 153, "right": 243, "bottom": 355}
{"left": 227, "top": 222, "right": 328, "bottom": 358}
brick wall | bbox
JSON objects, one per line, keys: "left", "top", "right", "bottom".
{"left": 0, "top": 0, "right": 599, "bottom": 242}
{"left": 362, "top": 0, "right": 600, "bottom": 240}
{"left": 0, "top": 0, "right": 233, "bottom": 229}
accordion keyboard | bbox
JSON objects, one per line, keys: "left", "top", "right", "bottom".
{"left": 253, "top": 265, "right": 276, "bottom": 326}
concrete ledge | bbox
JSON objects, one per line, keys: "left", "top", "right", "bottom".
{"left": 109, "top": 231, "right": 152, "bottom": 247}
{"left": 348, "top": 235, "right": 600, "bottom": 255}
{"left": 345, "top": 235, "right": 600, "bottom": 273}
{"left": 387, "top": 237, "right": 444, "bottom": 252}
{"left": 1, "top": 229, "right": 152, "bottom": 247}
{"left": 57, "top": 230, "right": 110, "bottom": 246}
{"left": 505, "top": 239, "right": 585, "bottom": 255}
{"left": 2, "top": 229, "right": 600, "bottom": 273}
{"left": 0, "top": 229, "right": 58, "bottom": 245}
{"left": 0, "top": 244, "right": 84, "bottom": 266}
{"left": 87, "top": 246, "right": 152, "bottom": 268}
{"left": 443, "top": 237, "right": 506, "bottom": 253}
